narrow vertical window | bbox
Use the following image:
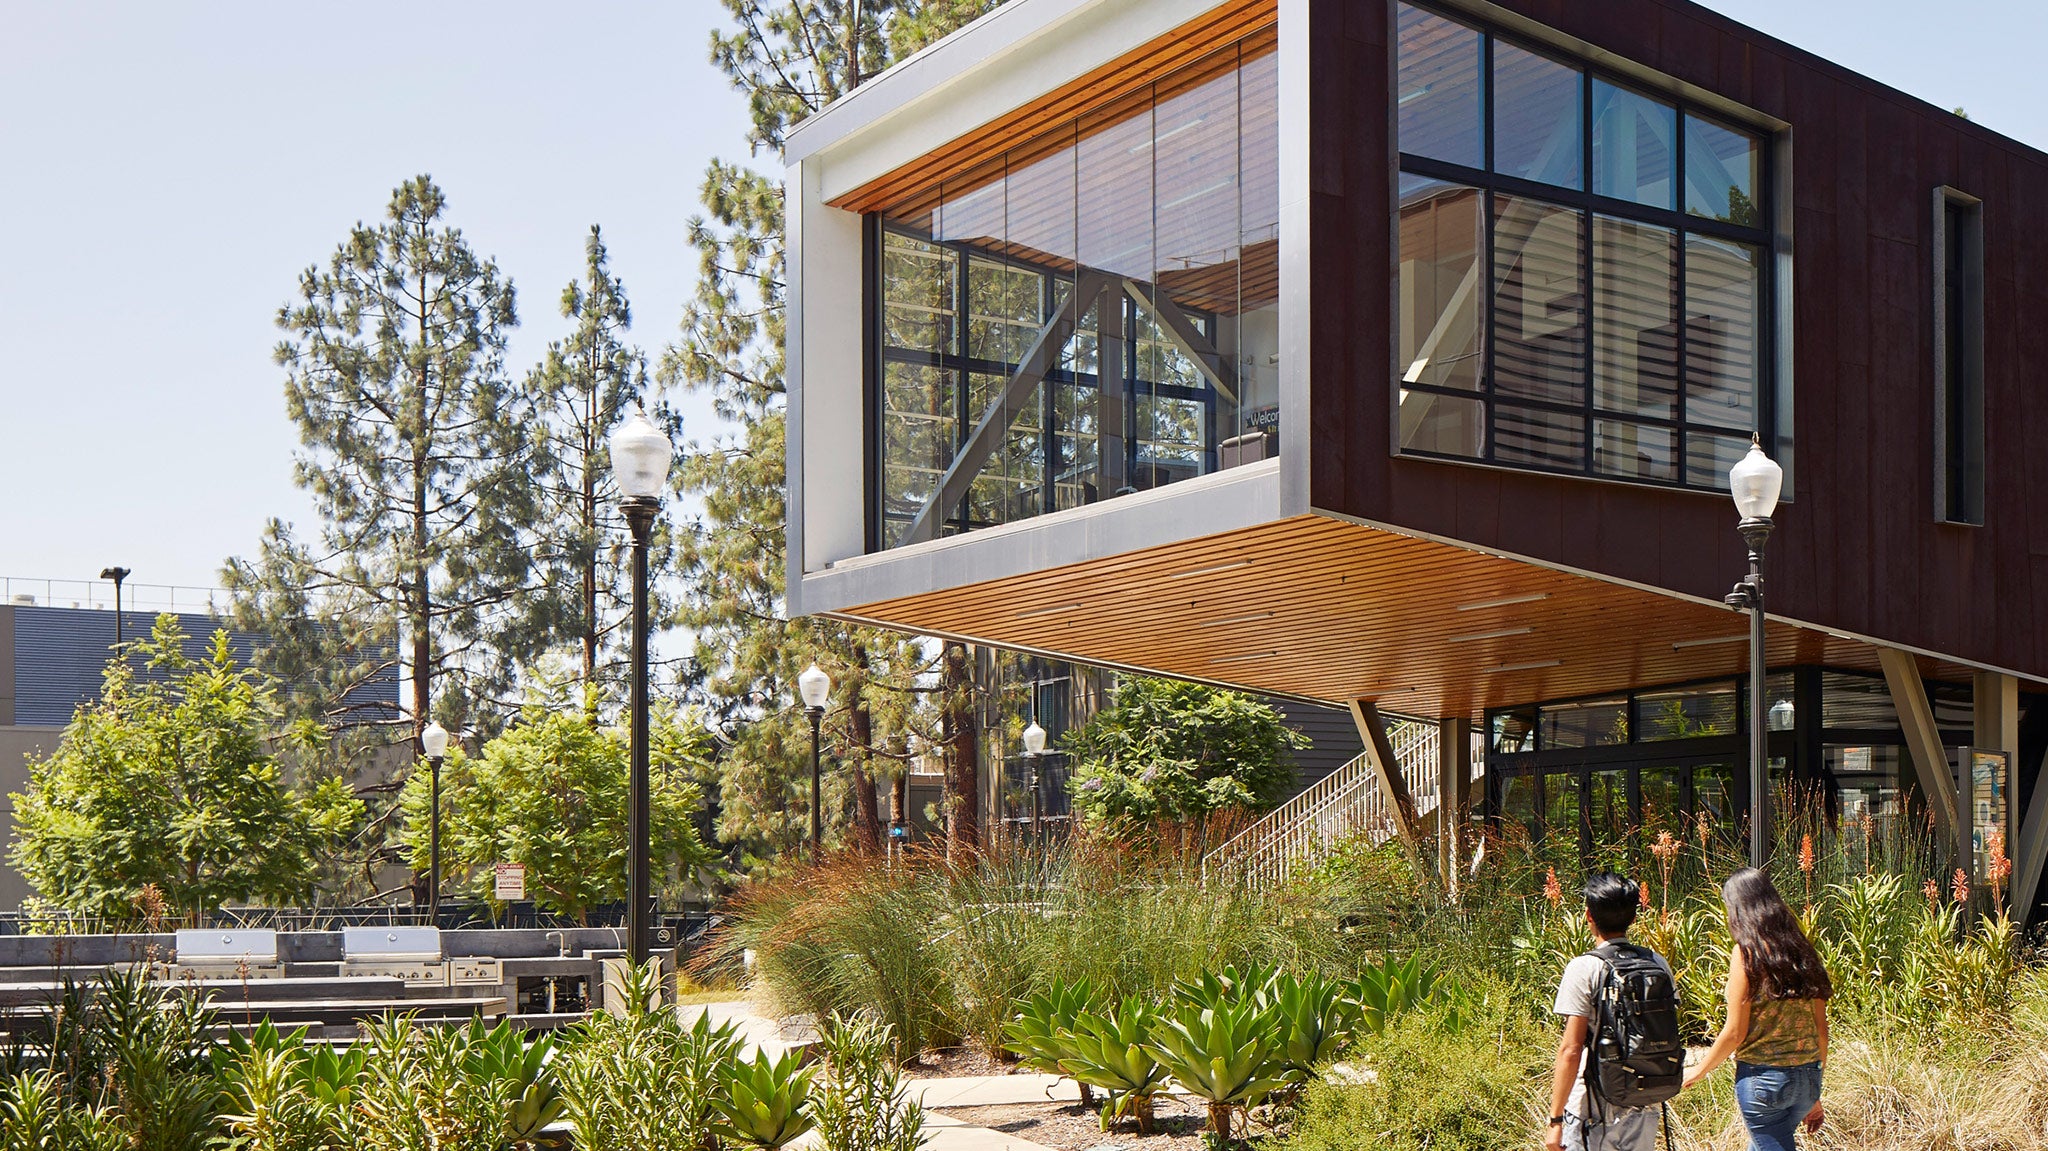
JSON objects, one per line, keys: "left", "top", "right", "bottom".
{"left": 1934, "top": 187, "right": 1984, "bottom": 525}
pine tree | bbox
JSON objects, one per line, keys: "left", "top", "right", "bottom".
{"left": 512, "top": 225, "right": 653, "bottom": 703}
{"left": 670, "top": 0, "right": 1005, "bottom": 863}
{"left": 226, "top": 176, "right": 538, "bottom": 749}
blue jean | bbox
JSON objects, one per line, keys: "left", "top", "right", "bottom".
{"left": 1734, "top": 1062, "right": 1824, "bottom": 1151}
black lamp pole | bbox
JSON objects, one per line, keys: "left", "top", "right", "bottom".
{"left": 1029, "top": 757, "right": 1043, "bottom": 841}
{"left": 428, "top": 753, "right": 443, "bottom": 924}
{"left": 1726, "top": 518, "right": 1773, "bottom": 869}
{"left": 623, "top": 496, "right": 658, "bottom": 967}
{"left": 807, "top": 705, "right": 824, "bottom": 864}
{"left": 99, "top": 567, "right": 131, "bottom": 647}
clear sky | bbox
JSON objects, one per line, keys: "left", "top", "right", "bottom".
{"left": 1, "top": 0, "right": 2043, "bottom": 597}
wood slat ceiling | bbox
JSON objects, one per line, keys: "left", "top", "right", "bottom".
{"left": 835, "top": 515, "right": 1970, "bottom": 717}
{"left": 830, "top": 0, "right": 1277, "bottom": 215}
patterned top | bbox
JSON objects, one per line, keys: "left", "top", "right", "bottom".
{"left": 1737, "top": 996, "right": 1822, "bottom": 1066}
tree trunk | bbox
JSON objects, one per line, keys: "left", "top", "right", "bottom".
{"left": 891, "top": 770, "right": 908, "bottom": 846}
{"left": 580, "top": 363, "right": 598, "bottom": 692}
{"left": 1131, "top": 1094, "right": 1156, "bottom": 1134}
{"left": 1205, "top": 1101, "right": 1232, "bottom": 1139}
{"left": 941, "top": 641, "right": 979, "bottom": 863}
{"left": 848, "top": 655, "right": 882, "bottom": 854}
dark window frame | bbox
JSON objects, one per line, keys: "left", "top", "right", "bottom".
{"left": 1484, "top": 664, "right": 1981, "bottom": 856}
{"left": 1395, "top": 2, "right": 1778, "bottom": 494}
{"left": 868, "top": 219, "right": 1221, "bottom": 546}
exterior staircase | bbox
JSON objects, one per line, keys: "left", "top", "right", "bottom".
{"left": 1203, "top": 717, "right": 1442, "bottom": 887}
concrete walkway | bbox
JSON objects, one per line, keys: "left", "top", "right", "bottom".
{"left": 907, "top": 1072, "right": 1081, "bottom": 1109}
{"left": 678, "top": 1000, "right": 1070, "bottom": 1151}
{"left": 677, "top": 998, "right": 818, "bottom": 1059}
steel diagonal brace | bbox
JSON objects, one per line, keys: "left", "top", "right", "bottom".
{"left": 902, "top": 270, "right": 1111, "bottom": 545}
{"left": 1121, "top": 279, "right": 1238, "bottom": 405}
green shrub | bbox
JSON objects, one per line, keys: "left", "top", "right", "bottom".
{"left": 556, "top": 987, "right": 742, "bottom": 1151}
{"left": 706, "top": 837, "right": 1354, "bottom": 1059}
{"left": 1275, "top": 1003, "right": 1549, "bottom": 1151}
{"left": 354, "top": 1015, "right": 510, "bottom": 1151}
{"left": 815, "top": 1014, "right": 926, "bottom": 1151}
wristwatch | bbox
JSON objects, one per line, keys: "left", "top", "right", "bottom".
{"left": 1548, "top": 1116, "right": 1566, "bottom": 1126}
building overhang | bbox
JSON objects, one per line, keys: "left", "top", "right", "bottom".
{"left": 794, "top": 460, "right": 1285, "bottom": 618}
{"left": 820, "top": 512, "right": 1990, "bottom": 718}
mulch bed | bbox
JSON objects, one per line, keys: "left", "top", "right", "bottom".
{"left": 933, "top": 1098, "right": 1240, "bottom": 1151}
{"left": 908, "top": 1046, "right": 1016, "bottom": 1078}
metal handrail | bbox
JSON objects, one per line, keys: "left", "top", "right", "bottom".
{"left": 1205, "top": 718, "right": 1442, "bottom": 884}
{"left": 1, "top": 575, "right": 226, "bottom": 616}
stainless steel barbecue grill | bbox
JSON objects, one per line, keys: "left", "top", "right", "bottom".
{"left": 340, "top": 926, "right": 448, "bottom": 986}
{"left": 171, "top": 929, "right": 284, "bottom": 980}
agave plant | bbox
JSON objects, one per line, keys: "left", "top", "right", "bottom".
{"left": 462, "top": 1019, "right": 564, "bottom": 1150}
{"left": 1001, "top": 979, "right": 1098, "bottom": 1106}
{"left": 1146, "top": 995, "right": 1288, "bottom": 1138}
{"left": 1170, "top": 964, "right": 1278, "bottom": 1012}
{"left": 1057, "top": 997, "right": 1169, "bottom": 1133}
{"left": 1348, "top": 954, "right": 1444, "bottom": 1034}
{"left": 1269, "top": 971, "right": 1362, "bottom": 1082}
{"left": 713, "top": 1050, "right": 817, "bottom": 1149}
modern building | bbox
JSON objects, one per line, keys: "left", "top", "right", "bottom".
{"left": 781, "top": 0, "right": 2048, "bottom": 916}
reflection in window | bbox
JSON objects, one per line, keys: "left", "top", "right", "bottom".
{"left": 1492, "top": 42, "right": 1582, "bottom": 189}
{"left": 1637, "top": 682, "right": 1737, "bottom": 740}
{"left": 1685, "top": 236, "right": 1762, "bottom": 429}
{"left": 1592, "top": 218, "right": 1678, "bottom": 418}
{"left": 871, "top": 33, "right": 1279, "bottom": 548}
{"left": 1492, "top": 707, "right": 1537, "bottom": 754}
{"left": 1541, "top": 696, "right": 1627, "bottom": 748}
{"left": 1591, "top": 769, "right": 1631, "bottom": 842}
{"left": 1394, "top": 4, "right": 1774, "bottom": 494}
{"left": 1398, "top": 175, "right": 1483, "bottom": 392}
{"left": 1639, "top": 768, "right": 1683, "bottom": 833}
{"left": 1592, "top": 80, "right": 1676, "bottom": 208}
{"left": 1685, "top": 113, "right": 1762, "bottom": 225}
{"left": 1544, "top": 772, "right": 1581, "bottom": 846}
{"left": 1492, "top": 196, "right": 1585, "bottom": 406}
{"left": 1820, "top": 672, "right": 1896, "bottom": 729}
{"left": 1500, "top": 772, "right": 1539, "bottom": 838}
{"left": 1692, "top": 762, "right": 1740, "bottom": 840}
{"left": 1397, "top": 5, "right": 1482, "bottom": 169}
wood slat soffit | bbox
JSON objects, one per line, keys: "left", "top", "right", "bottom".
{"left": 838, "top": 516, "right": 1969, "bottom": 719}
{"left": 829, "top": 0, "right": 1278, "bottom": 214}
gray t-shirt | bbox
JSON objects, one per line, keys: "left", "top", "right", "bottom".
{"left": 1553, "top": 948, "right": 1674, "bottom": 1119}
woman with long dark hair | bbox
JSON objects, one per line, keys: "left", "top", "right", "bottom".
{"left": 1681, "top": 868, "right": 1831, "bottom": 1150}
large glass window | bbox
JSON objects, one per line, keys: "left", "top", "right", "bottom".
{"left": 1395, "top": 3, "right": 1774, "bottom": 493}
{"left": 871, "top": 32, "right": 1279, "bottom": 549}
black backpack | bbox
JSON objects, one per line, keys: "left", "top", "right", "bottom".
{"left": 1584, "top": 941, "right": 1683, "bottom": 1110}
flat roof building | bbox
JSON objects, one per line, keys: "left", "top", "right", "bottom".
{"left": 782, "top": 0, "right": 2048, "bottom": 913}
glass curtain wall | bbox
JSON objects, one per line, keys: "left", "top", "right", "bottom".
{"left": 872, "top": 31, "right": 1281, "bottom": 549}
{"left": 1394, "top": 3, "right": 1773, "bottom": 492}
{"left": 1487, "top": 668, "right": 1988, "bottom": 865}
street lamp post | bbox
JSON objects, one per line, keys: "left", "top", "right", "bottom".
{"left": 420, "top": 721, "right": 450, "bottom": 925}
{"left": 798, "top": 664, "right": 831, "bottom": 863}
{"left": 609, "top": 405, "right": 675, "bottom": 968}
{"left": 1021, "top": 721, "right": 1048, "bottom": 841}
{"left": 99, "top": 567, "right": 131, "bottom": 647}
{"left": 1723, "top": 435, "right": 1785, "bottom": 870}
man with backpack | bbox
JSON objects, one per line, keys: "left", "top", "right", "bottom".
{"left": 1544, "top": 873, "right": 1684, "bottom": 1151}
